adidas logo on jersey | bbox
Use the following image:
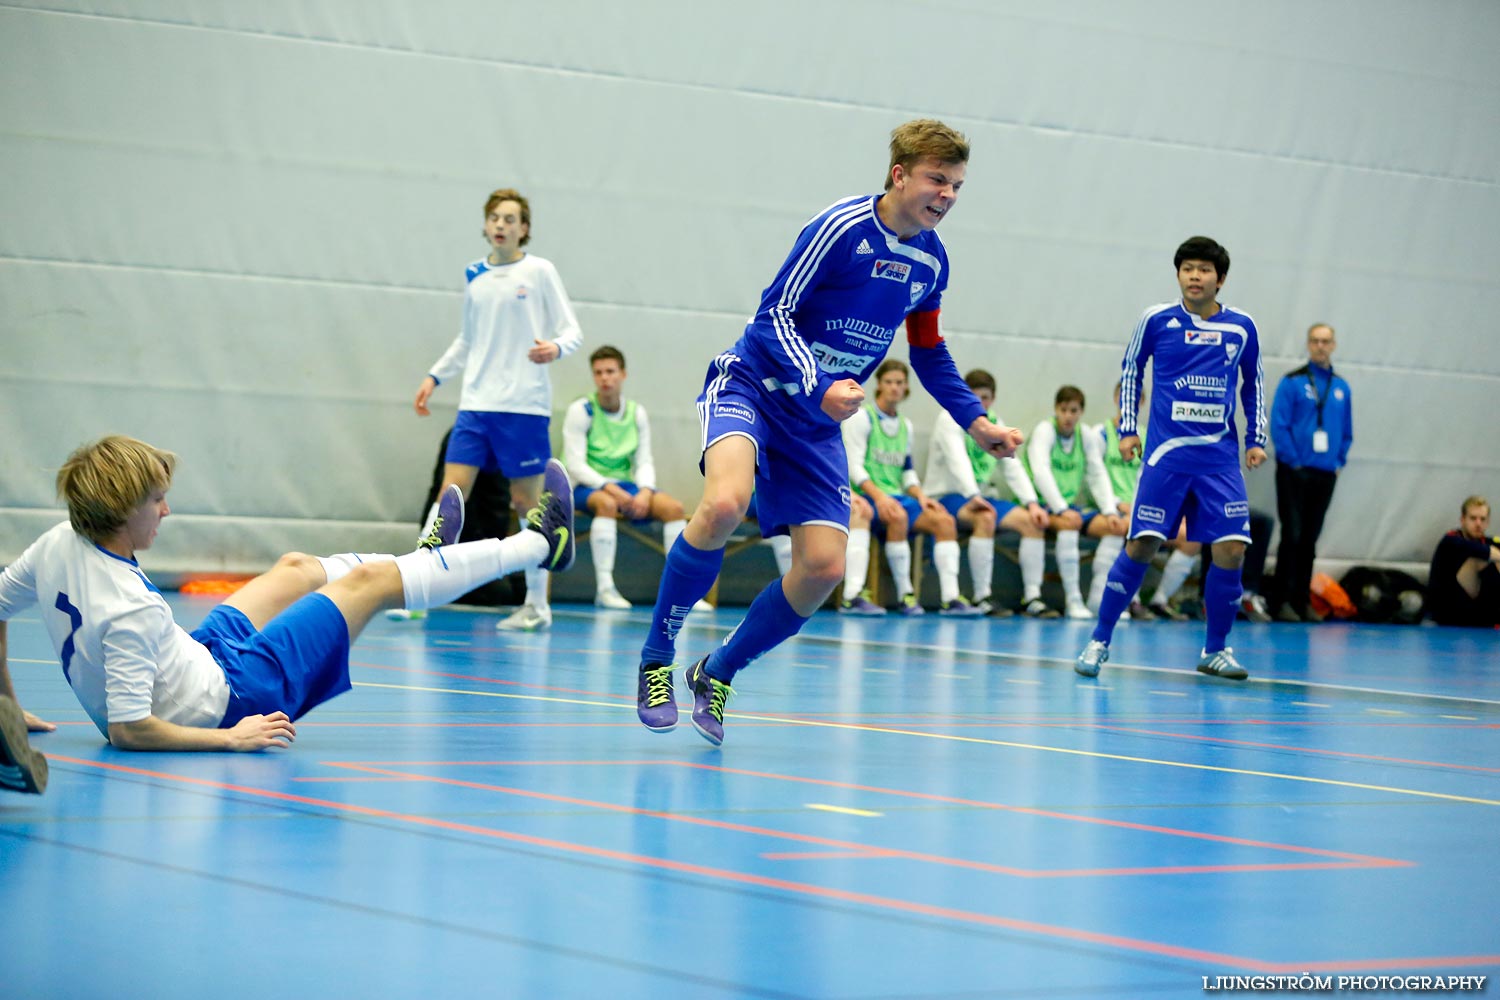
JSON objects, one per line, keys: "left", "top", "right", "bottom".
{"left": 1166, "top": 318, "right": 1181, "bottom": 328}
{"left": 855, "top": 238, "right": 874, "bottom": 255}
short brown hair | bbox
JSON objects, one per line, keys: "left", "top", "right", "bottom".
{"left": 57, "top": 436, "right": 177, "bottom": 543}
{"left": 874, "top": 358, "right": 911, "bottom": 400}
{"left": 1055, "top": 385, "right": 1085, "bottom": 409}
{"left": 589, "top": 345, "right": 625, "bottom": 369}
{"left": 885, "top": 119, "right": 970, "bottom": 192}
{"left": 964, "top": 369, "right": 996, "bottom": 395}
{"left": 483, "top": 188, "right": 531, "bottom": 246}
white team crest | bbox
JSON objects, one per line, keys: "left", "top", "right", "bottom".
{"left": 1224, "top": 342, "right": 1240, "bottom": 365}
{"left": 909, "top": 281, "right": 927, "bottom": 305}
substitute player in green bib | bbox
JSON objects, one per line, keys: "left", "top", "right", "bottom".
{"left": 562, "top": 346, "right": 706, "bottom": 611}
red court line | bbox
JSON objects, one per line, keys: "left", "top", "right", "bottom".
{"left": 322, "top": 759, "right": 1405, "bottom": 871}
{"left": 1091, "top": 725, "right": 1500, "bottom": 773}
{"left": 349, "top": 659, "right": 635, "bottom": 702}
{"left": 48, "top": 753, "right": 1492, "bottom": 974}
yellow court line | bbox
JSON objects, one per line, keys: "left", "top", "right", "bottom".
{"left": 806, "top": 803, "right": 883, "bottom": 817}
{"left": 352, "top": 681, "right": 1500, "bottom": 807}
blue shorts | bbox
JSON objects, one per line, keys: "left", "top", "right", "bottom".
{"left": 574, "top": 480, "right": 654, "bottom": 526}
{"left": 1068, "top": 504, "right": 1101, "bottom": 534}
{"left": 446, "top": 411, "right": 551, "bottom": 478}
{"left": 193, "top": 593, "right": 353, "bottom": 727}
{"left": 697, "top": 354, "right": 850, "bottom": 538}
{"left": 1129, "top": 464, "right": 1252, "bottom": 544}
{"left": 939, "top": 493, "right": 1021, "bottom": 523}
{"left": 869, "top": 493, "right": 924, "bottom": 536}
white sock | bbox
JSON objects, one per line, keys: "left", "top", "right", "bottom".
{"left": 768, "top": 534, "right": 794, "bottom": 578}
{"left": 395, "top": 535, "right": 545, "bottom": 610}
{"left": 934, "top": 539, "right": 961, "bottom": 603}
{"left": 967, "top": 536, "right": 994, "bottom": 602}
{"left": 591, "top": 516, "right": 618, "bottom": 593}
{"left": 524, "top": 566, "right": 549, "bottom": 611}
{"left": 1057, "top": 529, "right": 1082, "bottom": 604}
{"left": 842, "top": 528, "right": 870, "bottom": 600}
{"left": 663, "top": 518, "right": 687, "bottom": 554}
{"left": 417, "top": 500, "right": 441, "bottom": 546}
{"left": 1019, "top": 536, "right": 1045, "bottom": 602}
{"left": 1153, "top": 548, "right": 1197, "bottom": 606}
{"left": 1088, "top": 535, "right": 1124, "bottom": 611}
{"left": 885, "top": 540, "right": 913, "bottom": 599}
{"left": 318, "top": 552, "right": 395, "bottom": 584}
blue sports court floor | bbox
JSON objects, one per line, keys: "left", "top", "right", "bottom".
{"left": 3, "top": 595, "right": 1497, "bottom": 999}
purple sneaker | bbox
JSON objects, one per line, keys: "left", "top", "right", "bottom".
{"left": 526, "top": 459, "right": 575, "bottom": 572}
{"left": 636, "top": 664, "right": 678, "bottom": 733}
{"left": 418, "top": 483, "right": 465, "bottom": 550}
{"left": 897, "top": 594, "right": 925, "bottom": 617}
{"left": 683, "top": 657, "right": 732, "bottom": 746}
{"left": 938, "top": 596, "right": 983, "bottom": 617}
{"left": 838, "top": 593, "right": 886, "bottom": 616}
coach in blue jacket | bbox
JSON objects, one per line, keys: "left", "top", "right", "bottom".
{"left": 1270, "top": 323, "right": 1353, "bottom": 621}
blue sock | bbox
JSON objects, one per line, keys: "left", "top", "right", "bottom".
{"left": 1203, "top": 563, "right": 1243, "bottom": 654}
{"left": 639, "top": 534, "right": 723, "bottom": 668}
{"left": 1092, "top": 550, "right": 1150, "bottom": 644}
{"left": 704, "top": 579, "right": 808, "bottom": 683}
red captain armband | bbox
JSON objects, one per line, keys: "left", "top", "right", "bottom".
{"left": 906, "top": 309, "right": 943, "bottom": 349}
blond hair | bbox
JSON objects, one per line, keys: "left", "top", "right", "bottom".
{"left": 1461, "top": 494, "right": 1489, "bottom": 517}
{"left": 885, "top": 119, "right": 970, "bottom": 191}
{"left": 56, "top": 436, "right": 177, "bottom": 543}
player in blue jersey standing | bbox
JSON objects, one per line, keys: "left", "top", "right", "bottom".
{"left": 1075, "top": 237, "right": 1268, "bottom": 680}
{"left": 634, "top": 120, "right": 1023, "bottom": 744}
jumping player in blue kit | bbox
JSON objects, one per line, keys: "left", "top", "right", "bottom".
{"left": 634, "top": 120, "right": 1023, "bottom": 744}
{"left": 1075, "top": 236, "right": 1268, "bottom": 681}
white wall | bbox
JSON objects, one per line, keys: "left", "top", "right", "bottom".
{"left": 3, "top": 0, "right": 1497, "bottom": 575}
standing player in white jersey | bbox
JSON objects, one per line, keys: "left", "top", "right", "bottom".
{"left": 633, "top": 119, "right": 1023, "bottom": 745}
{"left": 1075, "top": 236, "right": 1268, "bottom": 680}
{"left": 0, "top": 436, "right": 574, "bottom": 753}
{"left": 413, "top": 188, "right": 583, "bottom": 633}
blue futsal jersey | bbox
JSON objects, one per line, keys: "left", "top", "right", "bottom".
{"left": 1118, "top": 301, "right": 1267, "bottom": 473}
{"left": 724, "top": 194, "right": 984, "bottom": 433}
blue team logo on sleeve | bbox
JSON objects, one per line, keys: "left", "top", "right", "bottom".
{"left": 872, "top": 260, "right": 911, "bottom": 283}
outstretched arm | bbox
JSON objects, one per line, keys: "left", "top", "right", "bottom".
{"left": 108, "top": 712, "right": 296, "bottom": 752}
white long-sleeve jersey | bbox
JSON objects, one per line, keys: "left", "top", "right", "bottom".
{"left": 923, "top": 408, "right": 1038, "bottom": 504}
{"left": 1025, "top": 420, "right": 1117, "bottom": 514}
{"left": 427, "top": 253, "right": 583, "bottom": 416}
{"left": 0, "top": 523, "right": 230, "bottom": 738}
{"left": 560, "top": 395, "right": 658, "bottom": 490}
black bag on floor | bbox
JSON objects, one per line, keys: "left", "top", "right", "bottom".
{"left": 1340, "top": 566, "right": 1425, "bottom": 624}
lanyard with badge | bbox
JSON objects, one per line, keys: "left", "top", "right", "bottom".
{"left": 1306, "top": 367, "right": 1332, "bottom": 454}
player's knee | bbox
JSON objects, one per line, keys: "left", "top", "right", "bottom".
{"left": 343, "top": 560, "right": 399, "bottom": 593}
{"left": 932, "top": 514, "right": 958, "bottom": 541}
{"left": 592, "top": 495, "right": 621, "bottom": 518}
{"left": 1055, "top": 511, "right": 1083, "bottom": 531}
{"left": 795, "top": 548, "right": 845, "bottom": 591}
{"left": 695, "top": 492, "right": 749, "bottom": 535}
{"left": 275, "top": 552, "right": 323, "bottom": 583}
{"left": 1125, "top": 537, "right": 1161, "bottom": 562}
{"left": 1211, "top": 541, "right": 1247, "bottom": 569}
